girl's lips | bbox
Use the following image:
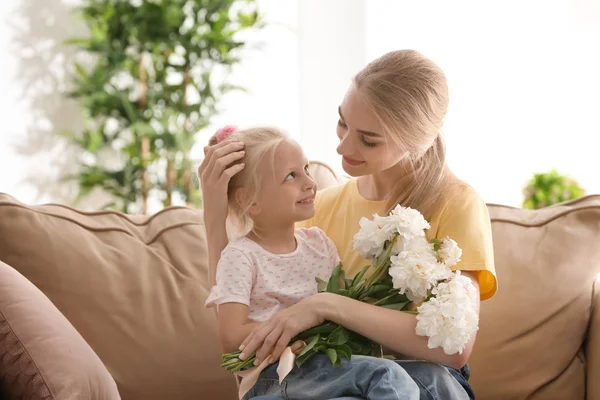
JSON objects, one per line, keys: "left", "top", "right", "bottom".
{"left": 297, "top": 197, "right": 315, "bottom": 205}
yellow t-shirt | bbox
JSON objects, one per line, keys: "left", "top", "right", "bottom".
{"left": 297, "top": 179, "right": 498, "bottom": 301}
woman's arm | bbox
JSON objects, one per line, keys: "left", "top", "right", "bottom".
{"left": 240, "top": 271, "right": 479, "bottom": 369}
{"left": 319, "top": 271, "right": 480, "bottom": 369}
{"left": 198, "top": 140, "right": 246, "bottom": 285}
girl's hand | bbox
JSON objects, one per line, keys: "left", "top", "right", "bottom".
{"left": 239, "top": 294, "right": 328, "bottom": 365}
{"left": 198, "top": 140, "right": 245, "bottom": 223}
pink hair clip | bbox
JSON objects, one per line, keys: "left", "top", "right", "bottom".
{"left": 215, "top": 124, "right": 238, "bottom": 143}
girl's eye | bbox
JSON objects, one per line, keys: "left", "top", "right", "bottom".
{"left": 304, "top": 165, "right": 310, "bottom": 174}
{"left": 285, "top": 172, "right": 296, "bottom": 181}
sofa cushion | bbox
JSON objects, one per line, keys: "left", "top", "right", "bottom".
{"left": 0, "top": 261, "right": 120, "bottom": 399}
{"left": 0, "top": 194, "right": 238, "bottom": 400}
{"left": 469, "top": 195, "right": 600, "bottom": 399}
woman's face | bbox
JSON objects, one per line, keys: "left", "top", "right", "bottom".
{"left": 336, "top": 85, "right": 406, "bottom": 177}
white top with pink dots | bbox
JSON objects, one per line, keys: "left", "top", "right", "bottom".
{"left": 205, "top": 227, "right": 340, "bottom": 322}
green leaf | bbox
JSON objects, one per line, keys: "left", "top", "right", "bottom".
{"left": 315, "top": 277, "right": 327, "bottom": 293}
{"left": 381, "top": 302, "right": 410, "bottom": 311}
{"left": 326, "top": 263, "right": 342, "bottom": 293}
{"left": 295, "top": 322, "right": 337, "bottom": 339}
{"left": 338, "top": 269, "right": 347, "bottom": 289}
{"left": 327, "top": 325, "right": 349, "bottom": 346}
{"left": 298, "top": 335, "right": 319, "bottom": 357}
{"left": 334, "top": 344, "right": 352, "bottom": 360}
{"left": 430, "top": 238, "right": 442, "bottom": 251}
{"left": 358, "top": 284, "right": 392, "bottom": 300}
{"left": 351, "top": 265, "right": 371, "bottom": 288}
{"left": 295, "top": 349, "right": 317, "bottom": 367}
{"left": 325, "top": 348, "right": 339, "bottom": 367}
{"left": 347, "top": 341, "right": 362, "bottom": 353}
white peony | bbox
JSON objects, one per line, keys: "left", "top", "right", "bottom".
{"left": 438, "top": 237, "right": 462, "bottom": 268}
{"left": 383, "top": 205, "right": 430, "bottom": 243}
{"left": 415, "top": 271, "right": 479, "bottom": 355}
{"left": 388, "top": 237, "right": 453, "bottom": 302}
{"left": 353, "top": 215, "right": 394, "bottom": 259}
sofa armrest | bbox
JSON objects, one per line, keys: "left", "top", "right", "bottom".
{"left": 586, "top": 278, "right": 600, "bottom": 398}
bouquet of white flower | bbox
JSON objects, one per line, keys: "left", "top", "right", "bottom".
{"left": 221, "top": 205, "right": 479, "bottom": 373}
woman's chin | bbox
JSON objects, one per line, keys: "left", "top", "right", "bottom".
{"left": 341, "top": 163, "right": 368, "bottom": 177}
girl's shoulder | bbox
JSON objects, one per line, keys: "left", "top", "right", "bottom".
{"left": 220, "top": 236, "right": 255, "bottom": 258}
{"left": 295, "top": 226, "right": 338, "bottom": 252}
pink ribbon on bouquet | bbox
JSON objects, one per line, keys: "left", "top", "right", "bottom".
{"left": 235, "top": 344, "right": 302, "bottom": 400}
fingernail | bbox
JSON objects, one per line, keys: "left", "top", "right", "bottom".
{"left": 239, "top": 151, "right": 245, "bottom": 155}
{"left": 239, "top": 352, "right": 246, "bottom": 360}
{"left": 269, "top": 357, "right": 274, "bottom": 364}
{"left": 253, "top": 359, "right": 259, "bottom": 366}
{"left": 239, "top": 344, "right": 245, "bottom": 351}
{"left": 240, "top": 163, "right": 245, "bottom": 167}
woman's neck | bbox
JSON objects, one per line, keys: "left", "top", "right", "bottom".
{"left": 248, "top": 223, "right": 297, "bottom": 254}
{"left": 357, "top": 162, "right": 413, "bottom": 201}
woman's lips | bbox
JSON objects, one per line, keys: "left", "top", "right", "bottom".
{"left": 343, "top": 156, "right": 365, "bottom": 166}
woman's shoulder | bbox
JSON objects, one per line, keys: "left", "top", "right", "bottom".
{"left": 315, "top": 179, "right": 353, "bottom": 205}
{"left": 436, "top": 180, "right": 486, "bottom": 217}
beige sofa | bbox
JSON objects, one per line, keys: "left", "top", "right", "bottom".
{"left": 0, "top": 162, "right": 599, "bottom": 400}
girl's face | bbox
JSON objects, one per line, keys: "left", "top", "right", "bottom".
{"left": 336, "top": 85, "right": 407, "bottom": 177}
{"left": 250, "top": 139, "right": 317, "bottom": 228}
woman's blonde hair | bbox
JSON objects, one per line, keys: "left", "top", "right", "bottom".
{"left": 208, "top": 126, "right": 288, "bottom": 234}
{"left": 353, "top": 49, "right": 459, "bottom": 220}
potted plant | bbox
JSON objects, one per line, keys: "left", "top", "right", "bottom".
{"left": 62, "top": 0, "right": 262, "bottom": 213}
{"left": 522, "top": 169, "right": 585, "bottom": 209}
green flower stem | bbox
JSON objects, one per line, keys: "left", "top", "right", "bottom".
{"left": 361, "top": 237, "right": 398, "bottom": 292}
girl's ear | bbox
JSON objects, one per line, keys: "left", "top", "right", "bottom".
{"left": 247, "top": 203, "right": 261, "bottom": 216}
{"left": 235, "top": 188, "right": 261, "bottom": 215}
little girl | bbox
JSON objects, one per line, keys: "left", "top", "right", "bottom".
{"left": 204, "top": 125, "right": 420, "bottom": 400}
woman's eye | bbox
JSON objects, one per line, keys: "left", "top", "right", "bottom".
{"left": 361, "top": 137, "right": 378, "bottom": 148}
{"left": 304, "top": 165, "right": 310, "bottom": 174}
{"left": 285, "top": 172, "right": 295, "bottom": 181}
{"left": 337, "top": 120, "right": 347, "bottom": 128}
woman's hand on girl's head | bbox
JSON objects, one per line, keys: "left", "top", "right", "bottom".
{"left": 198, "top": 140, "right": 246, "bottom": 221}
{"left": 238, "top": 294, "right": 328, "bottom": 365}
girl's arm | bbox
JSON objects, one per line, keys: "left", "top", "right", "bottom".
{"left": 218, "top": 303, "right": 261, "bottom": 353}
{"left": 240, "top": 271, "right": 479, "bottom": 369}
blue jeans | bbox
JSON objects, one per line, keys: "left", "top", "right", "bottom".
{"left": 243, "top": 355, "right": 474, "bottom": 400}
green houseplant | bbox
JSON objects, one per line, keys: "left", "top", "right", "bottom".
{"left": 62, "top": 0, "right": 262, "bottom": 213}
{"left": 522, "top": 169, "right": 585, "bottom": 209}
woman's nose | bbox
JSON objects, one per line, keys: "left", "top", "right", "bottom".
{"left": 337, "top": 133, "right": 353, "bottom": 155}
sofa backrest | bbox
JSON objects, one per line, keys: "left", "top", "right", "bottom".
{"left": 469, "top": 196, "right": 600, "bottom": 399}
{"left": 0, "top": 194, "right": 238, "bottom": 399}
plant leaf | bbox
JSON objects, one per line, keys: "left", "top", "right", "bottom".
{"left": 327, "top": 325, "right": 349, "bottom": 346}
{"left": 381, "top": 302, "right": 410, "bottom": 311}
{"left": 298, "top": 335, "right": 319, "bottom": 357}
{"left": 325, "top": 348, "right": 339, "bottom": 366}
{"left": 315, "top": 277, "right": 327, "bottom": 293}
{"left": 326, "top": 263, "right": 342, "bottom": 293}
{"left": 334, "top": 344, "right": 352, "bottom": 360}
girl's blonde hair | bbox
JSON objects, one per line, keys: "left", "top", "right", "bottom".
{"left": 353, "top": 49, "right": 459, "bottom": 220}
{"left": 208, "top": 126, "right": 288, "bottom": 234}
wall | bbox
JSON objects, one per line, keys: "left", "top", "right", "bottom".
{"left": 1, "top": 0, "right": 599, "bottom": 210}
